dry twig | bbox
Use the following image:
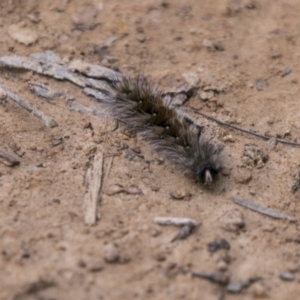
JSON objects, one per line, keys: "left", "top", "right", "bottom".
{"left": 1, "top": 86, "right": 58, "bottom": 128}
{"left": 233, "top": 197, "right": 296, "bottom": 222}
{"left": 154, "top": 217, "right": 197, "bottom": 242}
{"left": 154, "top": 217, "right": 197, "bottom": 226}
{"left": 192, "top": 271, "right": 230, "bottom": 285}
{"left": 192, "top": 109, "right": 300, "bottom": 147}
{"left": 84, "top": 152, "right": 104, "bottom": 225}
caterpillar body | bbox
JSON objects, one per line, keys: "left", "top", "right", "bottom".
{"left": 100, "top": 75, "right": 223, "bottom": 185}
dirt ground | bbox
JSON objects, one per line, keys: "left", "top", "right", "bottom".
{"left": 1, "top": 0, "right": 300, "bottom": 299}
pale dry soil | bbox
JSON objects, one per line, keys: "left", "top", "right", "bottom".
{"left": 1, "top": 1, "right": 300, "bottom": 300}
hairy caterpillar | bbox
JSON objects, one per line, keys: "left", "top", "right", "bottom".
{"left": 100, "top": 75, "right": 223, "bottom": 185}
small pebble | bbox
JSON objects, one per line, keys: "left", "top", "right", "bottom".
{"left": 279, "top": 271, "right": 295, "bottom": 281}
{"left": 208, "top": 238, "right": 230, "bottom": 253}
{"left": 71, "top": 5, "right": 98, "bottom": 30}
{"left": 255, "top": 78, "right": 268, "bottom": 91}
{"left": 151, "top": 186, "right": 160, "bottom": 192}
{"left": 125, "top": 186, "right": 143, "bottom": 195}
{"left": 234, "top": 169, "right": 252, "bottom": 184}
{"left": 124, "top": 150, "right": 135, "bottom": 161}
{"left": 153, "top": 249, "right": 166, "bottom": 262}
{"left": 84, "top": 145, "right": 97, "bottom": 156}
{"left": 93, "top": 138, "right": 104, "bottom": 144}
{"left": 200, "top": 91, "right": 214, "bottom": 101}
{"left": 83, "top": 121, "right": 93, "bottom": 130}
{"left": 8, "top": 23, "right": 38, "bottom": 45}
{"left": 217, "top": 261, "right": 228, "bottom": 271}
{"left": 227, "top": 281, "right": 243, "bottom": 293}
{"left": 244, "top": 0, "right": 256, "bottom": 9}
{"left": 51, "top": 138, "right": 63, "bottom": 147}
{"left": 105, "top": 184, "right": 125, "bottom": 196}
{"left": 256, "top": 160, "right": 265, "bottom": 169}
{"left": 189, "top": 28, "right": 197, "bottom": 34}
{"left": 131, "top": 146, "right": 141, "bottom": 154}
{"left": 266, "top": 137, "right": 277, "bottom": 150}
{"left": 93, "top": 128, "right": 103, "bottom": 137}
{"left": 155, "top": 157, "right": 164, "bottom": 165}
{"left": 78, "top": 259, "right": 86, "bottom": 268}
{"left": 262, "top": 224, "right": 275, "bottom": 232}
{"left": 214, "top": 42, "right": 224, "bottom": 51}
{"left": 242, "top": 144, "right": 268, "bottom": 168}
{"left": 170, "top": 189, "right": 191, "bottom": 200}
{"left": 223, "top": 134, "right": 235, "bottom": 142}
{"left": 182, "top": 72, "right": 200, "bottom": 87}
{"left": 27, "top": 12, "right": 40, "bottom": 23}
{"left": 148, "top": 227, "right": 161, "bottom": 237}
{"left": 136, "top": 33, "right": 146, "bottom": 43}
{"left": 221, "top": 167, "right": 231, "bottom": 176}
{"left": 202, "top": 39, "right": 214, "bottom": 49}
{"left": 249, "top": 186, "right": 256, "bottom": 195}
{"left": 217, "top": 252, "right": 232, "bottom": 264}
{"left": 161, "top": 0, "right": 169, "bottom": 8}
{"left": 88, "top": 261, "right": 104, "bottom": 272}
{"left": 250, "top": 282, "right": 267, "bottom": 297}
{"left": 103, "top": 243, "right": 119, "bottom": 263}
{"left": 219, "top": 209, "right": 245, "bottom": 232}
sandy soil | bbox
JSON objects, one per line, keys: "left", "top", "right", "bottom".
{"left": 1, "top": 0, "right": 300, "bottom": 299}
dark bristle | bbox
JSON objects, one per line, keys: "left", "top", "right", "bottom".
{"left": 102, "top": 75, "right": 223, "bottom": 184}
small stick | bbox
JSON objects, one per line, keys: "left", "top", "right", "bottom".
{"left": 100, "top": 155, "right": 114, "bottom": 197}
{"left": 84, "top": 152, "right": 104, "bottom": 225}
{"left": 2, "top": 86, "right": 58, "bottom": 128}
{"left": 192, "top": 271, "right": 230, "bottom": 285}
{"left": 154, "top": 217, "right": 197, "bottom": 242}
{"left": 233, "top": 197, "right": 296, "bottom": 222}
{"left": 171, "top": 223, "right": 195, "bottom": 242}
{"left": 68, "top": 59, "right": 122, "bottom": 80}
{"left": 0, "top": 149, "right": 20, "bottom": 166}
{"left": 154, "top": 217, "right": 197, "bottom": 226}
{"left": 192, "top": 109, "right": 300, "bottom": 147}
{"left": 95, "top": 155, "right": 114, "bottom": 221}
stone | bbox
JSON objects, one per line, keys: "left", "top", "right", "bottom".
{"left": 234, "top": 169, "right": 252, "bottom": 184}
{"left": 219, "top": 209, "right": 245, "bottom": 232}
{"left": 103, "top": 243, "right": 119, "bottom": 263}
{"left": 8, "top": 23, "right": 38, "bottom": 45}
{"left": 279, "top": 272, "right": 295, "bottom": 281}
{"left": 227, "top": 281, "right": 243, "bottom": 293}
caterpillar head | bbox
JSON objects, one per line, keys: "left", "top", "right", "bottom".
{"left": 196, "top": 163, "right": 220, "bottom": 185}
